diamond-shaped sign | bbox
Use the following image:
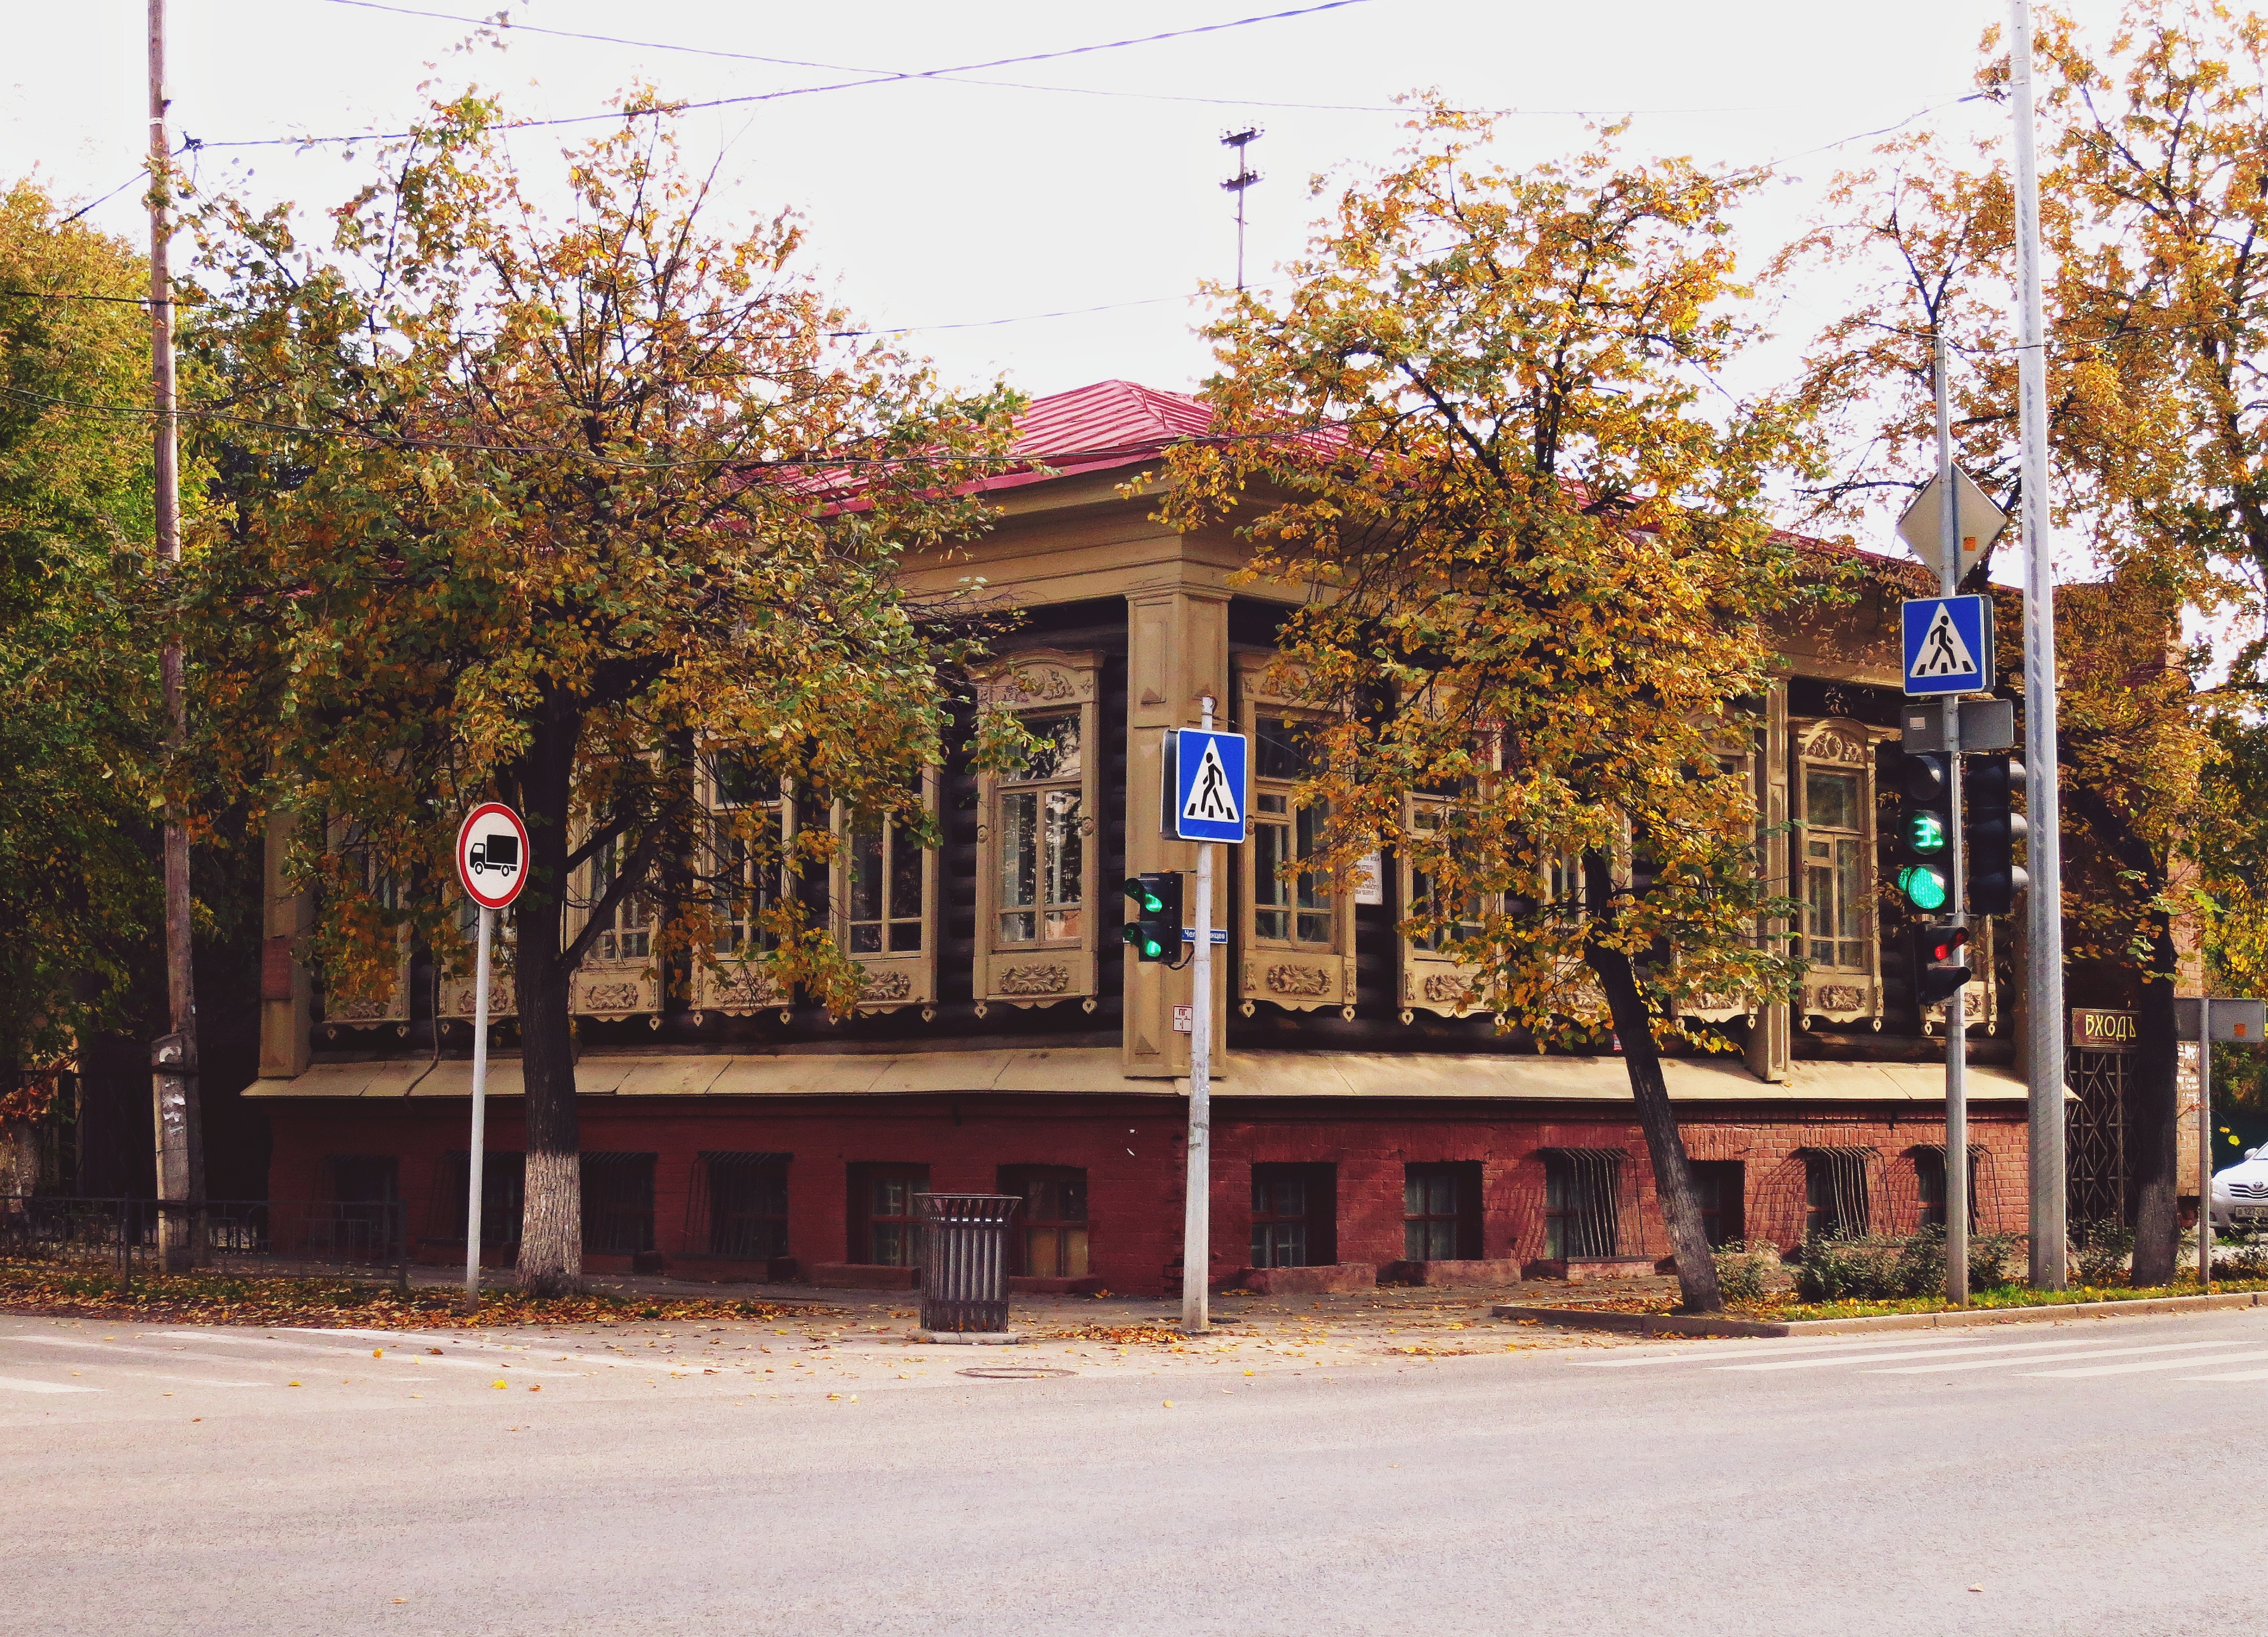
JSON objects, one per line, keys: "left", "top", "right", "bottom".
{"left": 1897, "top": 466, "right": 2009, "bottom": 581}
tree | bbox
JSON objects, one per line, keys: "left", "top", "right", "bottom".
{"left": 0, "top": 181, "right": 165, "bottom": 1193}
{"left": 180, "top": 95, "right": 1019, "bottom": 1293}
{"left": 1161, "top": 111, "right": 1824, "bottom": 1312}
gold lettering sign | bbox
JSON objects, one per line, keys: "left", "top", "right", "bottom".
{"left": 2071, "top": 1009, "right": 2139, "bottom": 1052}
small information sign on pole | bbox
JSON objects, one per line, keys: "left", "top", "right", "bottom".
{"left": 2175, "top": 996, "right": 2268, "bottom": 1290}
{"left": 454, "top": 802, "right": 529, "bottom": 1304}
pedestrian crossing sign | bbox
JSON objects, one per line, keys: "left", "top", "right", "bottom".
{"left": 1169, "top": 728, "right": 1248, "bottom": 843}
{"left": 1901, "top": 595, "right": 1994, "bottom": 697}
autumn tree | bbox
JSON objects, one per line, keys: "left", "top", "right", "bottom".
{"left": 1162, "top": 111, "right": 1824, "bottom": 1312}
{"left": 180, "top": 95, "right": 1019, "bottom": 1293}
{"left": 0, "top": 182, "right": 165, "bottom": 1193}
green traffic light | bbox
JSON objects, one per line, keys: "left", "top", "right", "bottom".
{"left": 1898, "top": 864, "right": 1949, "bottom": 911}
{"left": 1141, "top": 937, "right": 1165, "bottom": 959}
{"left": 1905, "top": 810, "right": 1948, "bottom": 855}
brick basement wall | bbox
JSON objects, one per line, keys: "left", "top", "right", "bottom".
{"left": 263, "top": 1094, "right": 2032, "bottom": 1296}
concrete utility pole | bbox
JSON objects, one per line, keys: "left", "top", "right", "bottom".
{"left": 1220, "top": 129, "right": 1261, "bottom": 293}
{"left": 1181, "top": 696, "right": 1218, "bottom": 1336}
{"left": 148, "top": 0, "right": 202, "bottom": 1259}
{"left": 2010, "top": 0, "right": 2069, "bottom": 1288}
{"left": 1934, "top": 330, "right": 1969, "bottom": 1307}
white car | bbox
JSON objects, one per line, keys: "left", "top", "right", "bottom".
{"left": 2211, "top": 1146, "right": 2268, "bottom": 1230}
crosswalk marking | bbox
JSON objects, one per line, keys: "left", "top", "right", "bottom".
{"left": 1713, "top": 1337, "right": 2130, "bottom": 1372}
{"left": 2022, "top": 1348, "right": 2268, "bottom": 1379}
{"left": 161, "top": 1332, "right": 581, "bottom": 1378}
{"left": 311, "top": 1327, "right": 687, "bottom": 1371}
{"left": 6, "top": 1334, "right": 284, "bottom": 1372}
{"left": 2174, "top": 1364, "right": 2268, "bottom": 1382}
{"left": 1867, "top": 1340, "right": 2239, "bottom": 1375}
{"left": 0, "top": 1374, "right": 98, "bottom": 1394}
{"left": 1568, "top": 1336, "right": 1989, "bottom": 1368}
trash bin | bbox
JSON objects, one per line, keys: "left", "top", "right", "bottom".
{"left": 917, "top": 1192, "right": 1020, "bottom": 1333}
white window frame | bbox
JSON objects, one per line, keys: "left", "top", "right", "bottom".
{"left": 319, "top": 820, "right": 411, "bottom": 1034}
{"left": 1793, "top": 717, "right": 1885, "bottom": 1030}
{"left": 1236, "top": 655, "right": 1356, "bottom": 1019}
{"left": 567, "top": 794, "right": 663, "bottom": 1022}
{"left": 692, "top": 753, "right": 792, "bottom": 1018}
{"left": 1397, "top": 725, "right": 1509, "bottom": 1023}
{"left": 972, "top": 649, "right": 1101, "bottom": 1014}
{"left": 829, "top": 769, "right": 940, "bottom": 1014}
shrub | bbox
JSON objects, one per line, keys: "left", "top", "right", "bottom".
{"left": 2073, "top": 1220, "right": 2135, "bottom": 1285}
{"left": 1793, "top": 1227, "right": 2025, "bottom": 1302}
{"left": 1712, "top": 1240, "right": 1790, "bottom": 1302}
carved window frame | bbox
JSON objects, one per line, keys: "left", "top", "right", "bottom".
{"left": 566, "top": 782, "right": 663, "bottom": 1023}
{"left": 1235, "top": 654, "right": 1356, "bottom": 1019}
{"left": 828, "top": 768, "right": 940, "bottom": 1015}
{"left": 438, "top": 887, "right": 517, "bottom": 1021}
{"left": 1792, "top": 716, "right": 1886, "bottom": 1030}
{"left": 1396, "top": 724, "right": 1508, "bottom": 1024}
{"left": 318, "top": 819, "right": 411, "bottom": 1034}
{"left": 971, "top": 649, "right": 1102, "bottom": 1013}
{"left": 1681, "top": 726, "right": 1762, "bottom": 1024}
{"left": 692, "top": 754, "right": 793, "bottom": 1018}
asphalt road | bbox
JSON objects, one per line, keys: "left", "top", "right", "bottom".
{"left": 5, "top": 1306, "right": 2264, "bottom": 1636}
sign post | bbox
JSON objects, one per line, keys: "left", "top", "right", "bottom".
{"left": 2176, "top": 996, "right": 2267, "bottom": 1291}
{"left": 1169, "top": 704, "right": 1247, "bottom": 1335}
{"left": 454, "top": 802, "right": 529, "bottom": 1305}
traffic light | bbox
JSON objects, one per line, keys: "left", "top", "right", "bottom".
{"left": 1121, "top": 872, "right": 1183, "bottom": 964}
{"left": 1968, "top": 752, "right": 2030, "bottom": 917}
{"left": 1895, "top": 753, "right": 1955, "bottom": 913}
{"left": 1916, "top": 924, "right": 1971, "bottom": 1007}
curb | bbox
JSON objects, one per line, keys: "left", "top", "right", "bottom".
{"left": 910, "top": 1329, "right": 1028, "bottom": 1345}
{"left": 1491, "top": 1289, "right": 2268, "bottom": 1339}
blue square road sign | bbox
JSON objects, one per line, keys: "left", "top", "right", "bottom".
{"left": 1170, "top": 728, "right": 1248, "bottom": 843}
{"left": 1901, "top": 595, "right": 1994, "bottom": 697}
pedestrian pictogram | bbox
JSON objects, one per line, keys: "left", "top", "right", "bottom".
{"left": 1169, "top": 728, "right": 1248, "bottom": 843}
{"left": 1901, "top": 595, "right": 1994, "bottom": 697}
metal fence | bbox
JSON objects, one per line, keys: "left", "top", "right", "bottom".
{"left": 0, "top": 1196, "right": 408, "bottom": 1290}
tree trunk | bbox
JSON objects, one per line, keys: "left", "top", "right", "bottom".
{"left": 2128, "top": 913, "right": 2180, "bottom": 1286}
{"left": 1583, "top": 854, "right": 1723, "bottom": 1314}
{"left": 513, "top": 709, "right": 584, "bottom": 1297}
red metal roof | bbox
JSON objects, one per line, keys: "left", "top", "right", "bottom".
{"left": 977, "top": 379, "right": 1215, "bottom": 494}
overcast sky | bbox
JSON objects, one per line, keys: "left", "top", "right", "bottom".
{"left": 4, "top": 0, "right": 2139, "bottom": 571}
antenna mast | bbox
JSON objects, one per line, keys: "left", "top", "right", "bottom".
{"left": 1219, "top": 128, "right": 1262, "bottom": 292}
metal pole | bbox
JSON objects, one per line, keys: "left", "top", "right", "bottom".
{"left": 2200, "top": 1000, "right": 2213, "bottom": 1289}
{"left": 2011, "top": 0, "right": 2069, "bottom": 1288}
{"left": 1182, "top": 698, "right": 1216, "bottom": 1334}
{"left": 147, "top": 0, "right": 202, "bottom": 1270}
{"left": 1936, "top": 330, "right": 1969, "bottom": 1306}
{"left": 464, "top": 905, "right": 493, "bottom": 1304}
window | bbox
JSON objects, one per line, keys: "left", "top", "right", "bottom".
{"left": 850, "top": 1163, "right": 930, "bottom": 1267}
{"left": 1250, "top": 1162, "right": 1336, "bottom": 1268}
{"left": 1237, "top": 657, "right": 1358, "bottom": 1015}
{"left": 1542, "top": 1150, "right": 1623, "bottom": 1258}
{"left": 698, "top": 1152, "right": 790, "bottom": 1259}
{"left": 1793, "top": 719, "right": 1883, "bottom": 1028}
{"left": 1804, "top": 1149, "right": 1873, "bottom": 1240}
{"left": 438, "top": 1150, "right": 524, "bottom": 1250}
{"left": 1396, "top": 718, "right": 1509, "bottom": 1020}
{"left": 847, "top": 809, "right": 925, "bottom": 955}
{"left": 997, "top": 711, "right": 1085, "bottom": 946}
{"left": 1689, "top": 1160, "right": 1745, "bottom": 1248}
{"left": 712, "top": 754, "right": 785, "bottom": 957}
{"left": 972, "top": 651, "right": 1102, "bottom": 1011}
{"left": 1802, "top": 767, "right": 1867, "bottom": 970}
{"left": 581, "top": 1152, "right": 656, "bottom": 1255}
{"left": 1001, "top": 1165, "right": 1088, "bottom": 1278}
{"left": 1914, "top": 1146, "right": 1980, "bottom": 1233}
{"left": 588, "top": 835, "right": 654, "bottom": 964}
{"left": 1406, "top": 800, "right": 1489, "bottom": 953}
{"left": 1403, "top": 1162, "right": 1483, "bottom": 1261}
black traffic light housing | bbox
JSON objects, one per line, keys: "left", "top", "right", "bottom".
{"left": 1895, "top": 752, "right": 1955, "bottom": 915}
{"left": 1121, "top": 872, "right": 1184, "bottom": 965}
{"left": 1967, "top": 752, "right": 2030, "bottom": 918}
{"left": 1916, "top": 924, "right": 1971, "bottom": 1008}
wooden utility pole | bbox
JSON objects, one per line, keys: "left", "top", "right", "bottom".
{"left": 148, "top": 0, "right": 202, "bottom": 1262}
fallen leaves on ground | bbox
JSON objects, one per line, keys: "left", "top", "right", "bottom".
{"left": 0, "top": 1262, "right": 842, "bottom": 1329}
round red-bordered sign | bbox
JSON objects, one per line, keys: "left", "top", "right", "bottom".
{"left": 456, "top": 802, "right": 531, "bottom": 910}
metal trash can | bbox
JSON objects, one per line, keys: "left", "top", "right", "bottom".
{"left": 916, "top": 1192, "right": 1019, "bottom": 1333}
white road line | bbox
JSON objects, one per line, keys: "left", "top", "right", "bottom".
{"left": 306, "top": 1329, "right": 707, "bottom": 1371}
{"left": 1569, "top": 1335, "right": 1986, "bottom": 1368}
{"left": 1864, "top": 1340, "right": 2244, "bottom": 1374}
{"left": 2174, "top": 1365, "right": 2268, "bottom": 1381}
{"left": 158, "top": 1332, "right": 581, "bottom": 1378}
{"left": 0, "top": 1374, "right": 98, "bottom": 1394}
{"left": 5, "top": 1335, "right": 301, "bottom": 1369}
{"left": 1713, "top": 1337, "right": 2136, "bottom": 1372}
{"left": 2023, "top": 1349, "right": 2268, "bottom": 1379}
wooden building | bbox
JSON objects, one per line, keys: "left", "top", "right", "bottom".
{"left": 244, "top": 379, "right": 2034, "bottom": 1293}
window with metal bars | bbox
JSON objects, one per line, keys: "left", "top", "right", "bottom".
{"left": 1542, "top": 1150, "right": 1623, "bottom": 1258}
{"left": 1250, "top": 1162, "right": 1336, "bottom": 1268}
{"left": 434, "top": 1150, "right": 524, "bottom": 1249}
{"left": 1913, "top": 1146, "right": 1980, "bottom": 1234}
{"left": 1402, "top": 1161, "right": 1483, "bottom": 1261}
{"left": 1690, "top": 1160, "right": 1745, "bottom": 1248}
{"left": 1804, "top": 1149, "right": 1874, "bottom": 1240}
{"left": 694, "top": 1151, "right": 791, "bottom": 1259}
{"left": 580, "top": 1152, "right": 657, "bottom": 1255}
